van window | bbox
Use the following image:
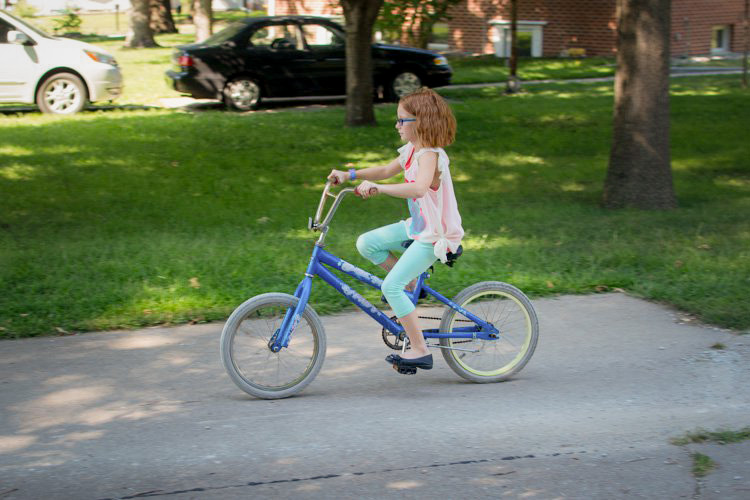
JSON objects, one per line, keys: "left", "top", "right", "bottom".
{"left": 249, "top": 23, "right": 303, "bottom": 50}
{"left": 1, "top": 11, "right": 53, "bottom": 40}
{"left": 0, "top": 19, "right": 13, "bottom": 43}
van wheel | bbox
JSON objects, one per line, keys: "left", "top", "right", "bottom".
{"left": 387, "top": 71, "right": 422, "bottom": 101}
{"left": 224, "top": 77, "right": 262, "bottom": 111}
{"left": 36, "top": 73, "right": 88, "bottom": 114}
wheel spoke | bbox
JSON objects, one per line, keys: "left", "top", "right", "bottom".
{"left": 393, "top": 72, "right": 421, "bottom": 98}
{"left": 440, "top": 283, "right": 538, "bottom": 381}
{"left": 43, "top": 78, "right": 81, "bottom": 113}
{"left": 226, "top": 79, "right": 260, "bottom": 109}
{"left": 221, "top": 295, "right": 325, "bottom": 398}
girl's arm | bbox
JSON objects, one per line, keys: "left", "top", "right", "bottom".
{"left": 328, "top": 158, "right": 401, "bottom": 185}
{"left": 354, "top": 158, "right": 402, "bottom": 181}
{"left": 357, "top": 152, "right": 438, "bottom": 200}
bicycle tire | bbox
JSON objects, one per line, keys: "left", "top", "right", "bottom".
{"left": 439, "top": 281, "right": 538, "bottom": 383}
{"left": 220, "top": 293, "right": 326, "bottom": 399}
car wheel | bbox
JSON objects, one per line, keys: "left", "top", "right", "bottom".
{"left": 224, "top": 78, "right": 262, "bottom": 111}
{"left": 36, "top": 73, "right": 88, "bottom": 114}
{"left": 388, "top": 71, "right": 422, "bottom": 101}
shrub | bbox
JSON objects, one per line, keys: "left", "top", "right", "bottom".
{"left": 52, "top": 7, "right": 83, "bottom": 34}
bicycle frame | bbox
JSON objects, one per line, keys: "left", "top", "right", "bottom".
{"left": 268, "top": 183, "right": 499, "bottom": 352}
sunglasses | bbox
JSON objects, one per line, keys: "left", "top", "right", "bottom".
{"left": 396, "top": 118, "right": 416, "bottom": 126}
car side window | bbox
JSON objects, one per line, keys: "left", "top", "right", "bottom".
{"left": 300, "top": 23, "right": 344, "bottom": 50}
{"left": 0, "top": 19, "right": 14, "bottom": 44}
{"left": 249, "top": 23, "right": 303, "bottom": 50}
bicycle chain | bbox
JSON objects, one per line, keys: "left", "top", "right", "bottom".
{"left": 383, "top": 315, "right": 474, "bottom": 350}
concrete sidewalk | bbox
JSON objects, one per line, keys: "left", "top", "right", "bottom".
{"left": 1, "top": 292, "right": 748, "bottom": 499}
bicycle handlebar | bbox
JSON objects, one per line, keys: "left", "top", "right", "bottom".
{"left": 309, "top": 181, "right": 355, "bottom": 232}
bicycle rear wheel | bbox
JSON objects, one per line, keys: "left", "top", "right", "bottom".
{"left": 439, "top": 281, "right": 538, "bottom": 383}
{"left": 220, "top": 293, "right": 326, "bottom": 399}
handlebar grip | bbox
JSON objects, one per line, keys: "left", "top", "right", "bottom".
{"left": 353, "top": 186, "right": 377, "bottom": 197}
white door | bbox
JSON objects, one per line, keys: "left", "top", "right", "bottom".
{"left": 0, "top": 19, "right": 39, "bottom": 101}
{"left": 711, "top": 25, "right": 730, "bottom": 54}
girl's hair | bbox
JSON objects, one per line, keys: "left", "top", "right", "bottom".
{"left": 399, "top": 87, "right": 456, "bottom": 148}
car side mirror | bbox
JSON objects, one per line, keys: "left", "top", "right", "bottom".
{"left": 8, "top": 30, "right": 33, "bottom": 45}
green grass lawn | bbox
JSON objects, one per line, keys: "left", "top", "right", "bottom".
{"left": 97, "top": 34, "right": 196, "bottom": 106}
{"left": 1, "top": 75, "right": 748, "bottom": 338}
{"left": 448, "top": 55, "right": 617, "bottom": 84}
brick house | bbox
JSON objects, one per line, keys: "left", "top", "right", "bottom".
{"left": 270, "top": 0, "right": 747, "bottom": 58}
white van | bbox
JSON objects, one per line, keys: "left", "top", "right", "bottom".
{"left": 0, "top": 10, "right": 122, "bottom": 114}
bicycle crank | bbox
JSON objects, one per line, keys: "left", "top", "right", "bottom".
{"left": 382, "top": 316, "right": 406, "bottom": 350}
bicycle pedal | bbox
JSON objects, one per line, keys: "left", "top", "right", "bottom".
{"left": 393, "top": 363, "right": 417, "bottom": 375}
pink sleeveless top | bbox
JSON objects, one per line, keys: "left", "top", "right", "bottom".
{"left": 398, "top": 143, "right": 464, "bottom": 263}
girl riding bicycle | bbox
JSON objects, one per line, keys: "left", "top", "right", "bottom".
{"left": 328, "top": 88, "right": 464, "bottom": 374}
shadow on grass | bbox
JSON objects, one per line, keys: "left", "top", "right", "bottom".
{"left": 175, "top": 96, "right": 349, "bottom": 113}
{"left": 0, "top": 104, "right": 159, "bottom": 116}
{"left": 0, "top": 96, "right": 351, "bottom": 116}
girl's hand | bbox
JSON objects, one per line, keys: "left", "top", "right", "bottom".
{"left": 327, "top": 169, "right": 348, "bottom": 185}
{"left": 356, "top": 181, "right": 378, "bottom": 199}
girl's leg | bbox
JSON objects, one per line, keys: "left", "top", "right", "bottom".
{"left": 377, "top": 255, "right": 418, "bottom": 292}
{"left": 356, "top": 223, "right": 418, "bottom": 290}
{"left": 356, "top": 222, "right": 409, "bottom": 269}
{"left": 381, "top": 240, "right": 437, "bottom": 359}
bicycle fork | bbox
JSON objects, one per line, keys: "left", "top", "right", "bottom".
{"left": 268, "top": 275, "right": 313, "bottom": 353}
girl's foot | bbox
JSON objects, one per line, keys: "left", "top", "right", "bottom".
{"left": 385, "top": 353, "right": 433, "bottom": 370}
{"left": 397, "top": 348, "right": 430, "bottom": 360}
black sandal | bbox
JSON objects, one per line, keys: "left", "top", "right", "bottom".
{"left": 385, "top": 353, "right": 433, "bottom": 374}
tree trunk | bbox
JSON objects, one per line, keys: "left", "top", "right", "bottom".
{"left": 603, "top": 0, "right": 676, "bottom": 209}
{"left": 414, "top": 2, "right": 430, "bottom": 49}
{"left": 341, "top": 0, "right": 384, "bottom": 127}
{"left": 743, "top": 0, "right": 748, "bottom": 89}
{"left": 193, "top": 0, "right": 213, "bottom": 43}
{"left": 150, "top": 0, "right": 177, "bottom": 34}
{"left": 126, "top": 0, "right": 158, "bottom": 48}
{"left": 505, "top": 0, "right": 521, "bottom": 93}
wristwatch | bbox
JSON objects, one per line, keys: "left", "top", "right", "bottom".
{"left": 349, "top": 168, "right": 357, "bottom": 181}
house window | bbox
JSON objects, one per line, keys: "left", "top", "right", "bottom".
{"left": 711, "top": 25, "right": 731, "bottom": 53}
{"left": 427, "top": 22, "right": 451, "bottom": 51}
{"left": 489, "top": 20, "right": 547, "bottom": 58}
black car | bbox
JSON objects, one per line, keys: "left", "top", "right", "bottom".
{"left": 166, "top": 16, "right": 452, "bottom": 110}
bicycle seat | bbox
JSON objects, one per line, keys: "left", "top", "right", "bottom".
{"left": 401, "top": 240, "right": 463, "bottom": 267}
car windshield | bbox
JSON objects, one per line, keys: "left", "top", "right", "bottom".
{"left": 202, "top": 21, "right": 247, "bottom": 45}
{"left": 1, "top": 10, "right": 54, "bottom": 39}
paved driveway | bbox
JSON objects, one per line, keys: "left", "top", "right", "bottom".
{"left": 1, "top": 293, "right": 748, "bottom": 499}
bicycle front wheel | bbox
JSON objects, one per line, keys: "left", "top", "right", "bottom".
{"left": 439, "top": 281, "right": 538, "bottom": 383}
{"left": 220, "top": 293, "right": 326, "bottom": 399}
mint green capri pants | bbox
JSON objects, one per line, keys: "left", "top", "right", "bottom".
{"left": 356, "top": 222, "right": 437, "bottom": 318}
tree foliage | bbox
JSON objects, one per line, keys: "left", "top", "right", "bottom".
{"left": 51, "top": 7, "right": 83, "bottom": 35}
{"left": 377, "top": 0, "right": 461, "bottom": 48}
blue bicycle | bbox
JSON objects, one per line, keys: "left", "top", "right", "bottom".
{"left": 220, "top": 183, "right": 539, "bottom": 399}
